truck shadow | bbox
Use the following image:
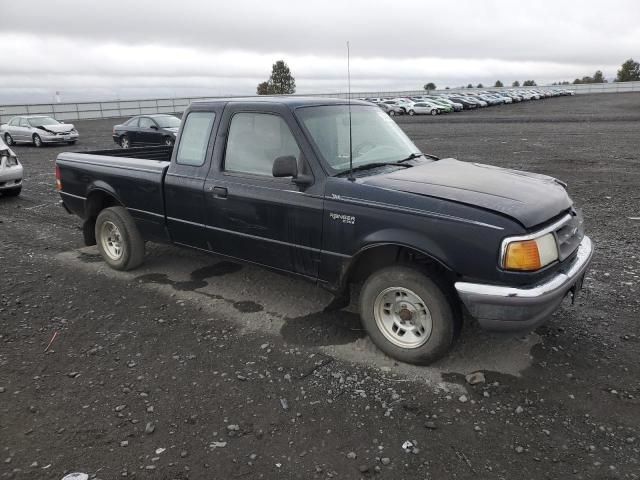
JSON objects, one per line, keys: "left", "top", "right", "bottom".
{"left": 280, "top": 310, "right": 366, "bottom": 346}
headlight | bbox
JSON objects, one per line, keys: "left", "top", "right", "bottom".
{"left": 501, "top": 232, "right": 558, "bottom": 271}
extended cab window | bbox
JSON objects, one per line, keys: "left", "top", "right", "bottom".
{"left": 225, "top": 113, "right": 300, "bottom": 176}
{"left": 175, "top": 112, "right": 215, "bottom": 167}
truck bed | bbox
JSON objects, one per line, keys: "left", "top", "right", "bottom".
{"left": 56, "top": 148, "right": 171, "bottom": 240}
{"left": 84, "top": 145, "right": 173, "bottom": 162}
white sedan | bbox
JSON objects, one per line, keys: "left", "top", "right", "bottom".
{"left": 410, "top": 101, "right": 440, "bottom": 116}
{"left": 0, "top": 136, "right": 22, "bottom": 196}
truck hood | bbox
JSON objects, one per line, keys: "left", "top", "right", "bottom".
{"left": 361, "top": 158, "right": 572, "bottom": 228}
{"left": 36, "top": 124, "right": 74, "bottom": 133}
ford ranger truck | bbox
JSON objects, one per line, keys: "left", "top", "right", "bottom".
{"left": 55, "top": 97, "right": 593, "bottom": 365}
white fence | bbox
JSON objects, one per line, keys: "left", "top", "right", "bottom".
{"left": 1, "top": 81, "right": 639, "bottom": 124}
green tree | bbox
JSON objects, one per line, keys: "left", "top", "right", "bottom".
{"left": 423, "top": 82, "right": 437, "bottom": 90}
{"left": 512, "top": 80, "right": 520, "bottom": 87}
{"left": 256, "top": 81, "right": 271, "bottom": 95}
{"left": 615, "top": 59, "right": 640, "bottom": 82}
{"left": 592, "top": 70, "right": 606, "bottom": 83}
{"left": 494, "top": 80, "right": 504, "bottom": 87}
{"left": 445, "top": 86, "right": 450, "bottom": 90}
{"left": 573, "top": 78, "right": 582, "bottom": 84}
{"left": 476, "top": 83, "right": 483, "bottom": 88}
{"left": 467, "top": 83, "right": 473, "bottom": 88}
{"left": 268, "top": 60, "right": 296, "bottom": 94}
{"left": 522, "top": 80, "right": 537, "bottom": 86}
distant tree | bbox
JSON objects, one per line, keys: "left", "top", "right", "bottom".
{"left": 268, "top": 60, "right": 296, "bottom": 94}
{"left": 494, "top": 80, "right": 504, "bottom": 87}
{"left": 561, "top": 81, "right": 570, "bottom": 85}
{"left": 512, "top": 80, "right": 520, "bottom": 87}
{"left": 522, "top": 80, "right": 537, "bottom": 86}
{"left": 592, "top": 70, "right": 606, "bottom": 83}
{"left": 256, "top": 81, "right": 271, "bottom": 95}
{"left": 615, "top": 59, "right": 640, "bottom": 82}
{"left": 573, "top": 78, "right": 582, "bottom": 84}
{"left": 423, "top": 82, "right": 437, "bottom": 91}
{"left": 467, "top": 83, "right": 473, "bottom": 88}
{"left": 445, "top": 86, "right": 450, "bottom": 90}
{"left": 476, "top": 83, "right": 483, "bottom": 88}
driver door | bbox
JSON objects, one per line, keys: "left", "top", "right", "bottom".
{"left": 203, "top": 106, "right": 323, "bottom": 278}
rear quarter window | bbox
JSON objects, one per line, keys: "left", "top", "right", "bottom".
{"left": 175, "top": 112, "right": 216, "bottom": 167}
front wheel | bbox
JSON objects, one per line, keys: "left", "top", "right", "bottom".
{"left": 164, "top": 136, "right": 174, "bottom": 146}
{"left": 4, "top": 133, "right": 14, "bottom": 146}
{"left": 33, "top": 134, "right": 43, "bottom": 147}
{"left": 120, "top": 135, "right": 130, "bottom": 149}
{"left": 389, "top": 110, "right": 396, "bottom": 117}
{"left": 95, "top": 206, "right": 145, "bottom": 271}
{"left": 408, "top": 109, "right": 415, "bottom": 116}
{"left": 359, "top": 266, "right": 458, "bottom": 365}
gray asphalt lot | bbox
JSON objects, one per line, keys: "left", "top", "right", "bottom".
{"left": 1, "top": 93, "right": 639, "bottom": 479}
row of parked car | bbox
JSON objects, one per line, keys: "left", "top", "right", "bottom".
{"left": 364, "top": 88, "right": 576, "bottom": 116}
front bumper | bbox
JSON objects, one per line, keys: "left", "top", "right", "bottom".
{"left": 455, "top": 236, "right": 593, "bottom": 331}
{"left": 41, "top": 132, "right": 79, "bottom": 143}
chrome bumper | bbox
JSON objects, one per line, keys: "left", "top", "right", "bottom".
{"left": 42, "top": 133, "right": 79, "bottom": 143}
{"left": 455, "top": 236, "right": 593, "bottom": 331}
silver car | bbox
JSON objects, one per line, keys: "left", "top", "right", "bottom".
{"left": 0, "top": 136, "right": 23, "bottom": 196}
{"left": 0, "top": 115, "right": 79, "bottom": 147}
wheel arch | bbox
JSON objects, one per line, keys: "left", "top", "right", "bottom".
{"left": 82, "top": 185, "right": 124, "bottom": 246}
{"left": 340, "top": 242, "right": 457, "bottom": 293}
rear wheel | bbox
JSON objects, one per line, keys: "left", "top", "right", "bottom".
{"left": 359, "top": 266, "right": 458, "bottom": 365}
{"left": 120, "top": 135, "right": 130, "bottom": 149}
{"left": 4, "top": 133, "right": 14, "bottom": 146}
{"left": 408, "top": 109, "right": 415, "bottom": 116}
{"left": 33, "top": 134, "right": 43, "bottom": 147}
{"left": 67, "top": 140, "right": 76, "bottom": 145}
{"left": 431, "top": 109, "right": 438, "bottom": 116}
{"left": 389, "top": 110, "right": 396, "bottom": 116}
{"left": 95, "top": 206, "right": 145, "bottom": 271}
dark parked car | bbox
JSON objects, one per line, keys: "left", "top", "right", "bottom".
{"left": 112, "top": 114, "right": 181, "bottom": 149}
{"left": 448, "top": 97, "right": 478, "bottom": 110}
{"left": 56, "top": 97, "right": 592, "bottom": 365}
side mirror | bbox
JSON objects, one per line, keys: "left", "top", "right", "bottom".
{"left": 150, "top": 125, "right": 158, "bottom": 130}
{"left": 272, "top": 155, "right": 298, "bottom": 178}
{"left": 272, "top": 155, "right": 313, "bottom": 186}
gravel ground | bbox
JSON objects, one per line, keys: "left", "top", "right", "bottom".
{"left": 1, "top": 93, "right": 639, "bottom": 479}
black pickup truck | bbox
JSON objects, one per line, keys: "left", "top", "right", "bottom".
{"left": 56, "top": 97, "right": 593, "bottom": 364}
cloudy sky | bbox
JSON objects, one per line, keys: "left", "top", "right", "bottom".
{"left": 1, "top": 0, "right": 638, "bottom": 104}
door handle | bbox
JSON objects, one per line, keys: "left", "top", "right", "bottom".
{"left": 212, "top": 186, "right": 228, "bottom": 198}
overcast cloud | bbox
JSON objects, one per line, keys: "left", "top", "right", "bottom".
{"left": 1, "top": 0, "right": 638, "bottom": 103}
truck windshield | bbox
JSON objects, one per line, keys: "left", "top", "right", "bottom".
{"left": 295, "top": 105, "right": 419, "bottom": 174}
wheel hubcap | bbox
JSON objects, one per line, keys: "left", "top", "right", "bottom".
{"left": 374, "top": 287, "right": 433, "bottom": 349}
{"left": 122, "top": 138, "right": 129, "bottom": 148}
{"left": 100, "top": 221, "right": 123, "bottom": 260}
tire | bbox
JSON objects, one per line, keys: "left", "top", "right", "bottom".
{"left": 408, "top": 109, "right": 415, "bottom": 116}
{"left": 359, "top": 266, "right": 458, "bottom": 365}
{"left": 120, "top": 135, "right": 130, "bottom": 149}
{"left": 95, "top": 206, "right": 145, "bottom": 271}
{"left": 4, "top": 133, "right": 14, "bottom": 146}
{"left": 431, "top": 109, "right": 438, "bottom": 116}
{"left": 3, "top": 186, "right": 21, "bottom": 197}
{"left": 33, "top": 134, "right": 43, "bottom": 147}
{"left": 67, "top": 140, "right": 77, "bottom": 145}
{"left": 389, "top": 110, "right": 396, "bottom": 117}
{"left": 163, "top": 136, "right": 174, "bottom": 146}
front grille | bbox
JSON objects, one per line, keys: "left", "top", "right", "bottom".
{"left": 555, "top": 209, "right": 584, "bottom": 261}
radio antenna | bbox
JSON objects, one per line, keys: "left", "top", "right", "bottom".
{"left": 347, "top": 41, "right": 354, "bottom": 182}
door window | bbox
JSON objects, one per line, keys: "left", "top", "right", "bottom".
{"left": 139, "top": 117, "right": 155, "bottom": 128}
{"left": 20, "top": 118, "right": 30, "bottom": 127}
{"left": 175, "top": 111, "right": 216, "bottom": 167}
{"left": 224, "top": 113, "right": 300, "bottom": 176}
{"left": 9, "top": 118, "right": 20, "bottom": 126}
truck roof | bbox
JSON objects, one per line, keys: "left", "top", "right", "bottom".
{"left": 191, "top": 96, "right": 372, "bottom": 109}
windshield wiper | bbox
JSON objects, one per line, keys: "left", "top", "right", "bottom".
{"left": 338, "top": 162, "right": 412, "bottom": 176}
{"left": 397, "top": 152, "right": 440, "bottom": 162}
